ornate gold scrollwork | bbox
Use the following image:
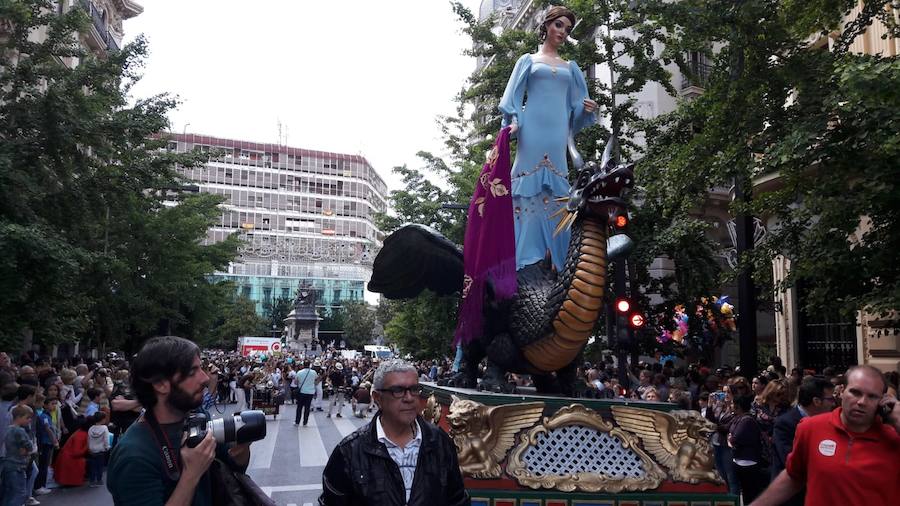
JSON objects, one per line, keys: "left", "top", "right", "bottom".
{"left": 446, "top": 396, "right": 545, "bottom": 479}
{"left": 611, "top": 406, "right": 723, "bottom": 484}
{"left": 422, "top": 393, "right": 442, "bottom": 426}
{"left": 507, "top": 404, "right": 667, "bottom": 493}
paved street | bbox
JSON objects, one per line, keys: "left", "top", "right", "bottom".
{"left": 38, "top": 401, "right": 371, "bottom": 506}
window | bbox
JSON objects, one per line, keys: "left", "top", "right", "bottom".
{"left": 241, "top": 286, "right": 251, "bottom": 298}
{"left": 281, "top": 288, "right": 290, "bottom": 299}
{"left": 263, "top": 287, "right": 272, "bottom": 303}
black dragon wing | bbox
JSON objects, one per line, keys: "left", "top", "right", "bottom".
{"left": 367, "top": 224, "right": 464, "bottom": 299}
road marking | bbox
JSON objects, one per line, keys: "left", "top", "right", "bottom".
{"left": 299, "top": 411, "right": 329, "bottom": 466}
{"left": 261, "top": 483, "right": 323, "bottom": 496}
{"left": 304, "top": 503, "right": 313, "bottom": 506}
{"left": 332, "top": 415, "right": 358, "bottom": 437}
{"left": 248, "top": 415, "right": 280, "bottom": 469}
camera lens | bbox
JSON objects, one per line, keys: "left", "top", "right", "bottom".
{"left": 208, "top": 410, "right": 267, "bottom": 445}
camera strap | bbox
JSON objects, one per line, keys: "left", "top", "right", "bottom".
{"left": 139, "top": 410, "right": 182, "bottom": 482}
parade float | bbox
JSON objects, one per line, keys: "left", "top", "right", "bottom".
{"left": 368, "top": 134, "right": 735, "bottom": 505}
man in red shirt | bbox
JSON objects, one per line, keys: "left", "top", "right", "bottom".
{"left": 751, "top": 365, "right": 900, "bottom": 506}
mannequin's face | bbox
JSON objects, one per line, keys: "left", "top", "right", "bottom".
{"left": 545, "top": 16, "right": 573, "bottom": 48}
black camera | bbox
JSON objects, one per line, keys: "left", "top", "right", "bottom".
{"left": 184, "top": 410, "right": 267, "bottom": 448}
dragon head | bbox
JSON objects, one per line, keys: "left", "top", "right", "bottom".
{"left": 553, "top": 134, "right": 634, "bottom": 236}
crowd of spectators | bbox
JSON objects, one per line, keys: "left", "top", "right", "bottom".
{"left": 3, "top": 346, "right": 898, "bottom": 505}
{"left": 1, "top": 350, "right": 140, "bottom": 505}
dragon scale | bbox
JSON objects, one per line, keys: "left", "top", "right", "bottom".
{"left": 522, "top": 214, "right": 607, "bottom": 372}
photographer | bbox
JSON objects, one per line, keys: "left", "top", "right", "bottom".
{"left": 107, "top": 336, "right": 252, "bottom": 506}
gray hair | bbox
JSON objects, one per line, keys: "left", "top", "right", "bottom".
{"left": 372, "top": 359, "right": 417, "bottom": 390}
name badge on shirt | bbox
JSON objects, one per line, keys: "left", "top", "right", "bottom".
{"left": 818, "top": 439, "right": 837, "bottom": 457}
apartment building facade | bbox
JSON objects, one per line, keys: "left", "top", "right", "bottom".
{"left": 168, "top": 134, "right": 387, "bottom": 316}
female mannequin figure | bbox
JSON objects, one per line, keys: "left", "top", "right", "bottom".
{"left": 500, "top": 6, "right": 598, "bottom": 272}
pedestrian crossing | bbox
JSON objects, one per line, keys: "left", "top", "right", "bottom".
{"left": 297, "top": 405, "right": 330, "bottom": 467}
{"left": 242, "top": 402, "right": 371, "bottom": 504}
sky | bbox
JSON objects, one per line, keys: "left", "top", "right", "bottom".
{"left": 123, "top": 0, "right": 484, "bottom": 192}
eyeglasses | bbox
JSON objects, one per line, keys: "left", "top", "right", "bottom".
{"left": 377, "top": 385, "right": 424, "bottom": 399}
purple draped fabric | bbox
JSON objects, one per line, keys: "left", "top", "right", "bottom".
{"left": 454, "top": 127, "right": 517, "bottom": 345}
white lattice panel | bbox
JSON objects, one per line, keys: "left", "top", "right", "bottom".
{"left": 521, "top": 425, "right": 647, "bottom": 477}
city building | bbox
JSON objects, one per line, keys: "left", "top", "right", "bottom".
{"left": 1, "top": 0, "right": 140, "bottom": 64}
{"left": 167, "top": 133, "right": 387, "bottom": 322}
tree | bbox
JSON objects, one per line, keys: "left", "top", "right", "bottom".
{"left": 634, "top": 0, "right": 900, "bottom": 319}
{"left": 384, "top": 291, "right": 460, "bottom": 360}
{"left": 206, "top": 295, "right": 268, "bottom": 350}
{"left": 341, "top": 301, "right": 377, "bottom": 349}
{"left": 263, "top": 296, "right": 293, "bottom": 332}
{"left": 0, "top": 0, "right": 241, "bottom": 352}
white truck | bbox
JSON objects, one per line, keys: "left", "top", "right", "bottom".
{"left": 363, "top": 345, "right": 394, "bottom": 360}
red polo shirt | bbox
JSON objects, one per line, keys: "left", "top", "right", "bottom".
{"left": 785, "top": 408, "right": 900, "bottom": 505}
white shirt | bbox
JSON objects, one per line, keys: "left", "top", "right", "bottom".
{"left": 376, "top": 416, "right": 422, "bottom": 503}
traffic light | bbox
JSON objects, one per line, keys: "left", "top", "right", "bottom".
{"left": 609, "top": 211, "right": 629, "bottom": 230}
{"left": 629, "top": 313, "right": 645, "bottom": 329}
{"left": 614, "top": 297, "right": 645, "bottom": 330}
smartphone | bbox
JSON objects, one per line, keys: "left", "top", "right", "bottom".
{"left": 879, "top": 399, "right": 895, "bottom": 420}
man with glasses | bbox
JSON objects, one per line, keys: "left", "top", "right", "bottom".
{"left": 319, "top": 359, "right": 469, "bottom": 506}
{"left": 751, "top": 365, "right": 900, "bottom": 506}
{"left": 769, "top": 376, "right": 835, "bottom": 506}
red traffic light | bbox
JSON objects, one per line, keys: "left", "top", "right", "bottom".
{"left": 615, "top": 215, "right": 628, "bottom": 228}
{"left": 615, "top": 298, "right": 631, "bottom": 313}
{"left": 630, "top": 313, "right": 646, "bottom": 328}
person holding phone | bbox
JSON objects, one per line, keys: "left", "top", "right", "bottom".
{"left": 751, "top": 365, "right": 900, "bottom": 506}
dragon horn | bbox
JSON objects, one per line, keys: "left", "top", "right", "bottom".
{"left": 554, "top": 212, "right": 576, "bottom": 237}
{"left": 554, "top": 196, "right": 570, "bottom": 202}
{"left": 566, "top": 211, "right": 578, "bottom": 231}
{"left": 553, "top": 211, "right": 572, "bottom": 236}
{"left": 549, "top": 207, "right": 568, "bottom": 219}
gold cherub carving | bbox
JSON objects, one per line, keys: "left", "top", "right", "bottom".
{"left": 611, "top": 406, "right": 723, "bottom": 484}
{"left": 446, "top": 395, "right": 544, "bottom": 479}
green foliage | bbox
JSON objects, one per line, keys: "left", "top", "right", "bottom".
{"left": 0, "top": 0, "right": 240, "bottom": 352}
{"left": 205, "top": 295, "right": 268, "bottom": 350}
{"left": 637, "top": 0, "right": 900, "bottom": 319}
{"left": 383, "top": 291, "right": 459, "bottom": 360}
{"left": 263, "top": 296, "right": 294, "bottom": 330}
{"left": 340, "top": 301, "right": 377, "bottom": 349}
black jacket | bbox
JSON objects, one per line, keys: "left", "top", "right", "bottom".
{"left": 772, "top": 406, "right": 806, "bottom": 506}
{"left": 318, "top": 414, "right": 470, "bottom": 506}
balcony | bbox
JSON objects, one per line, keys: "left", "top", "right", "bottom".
{"left": 78, "top": 0, "right": 119, "bottom": 52}
{"left": 680, "top": 61, "right": 711, "bottom": 98}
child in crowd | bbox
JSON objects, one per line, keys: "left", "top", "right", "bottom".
{"left": 53, "top": 417, "right": 89, "bottom": 487}
{"left": 84, "top": 388, "right": 103, "bottom": 418}
{"left": 34, "top": 397, "right": 60, "bottom": 496}
{"left": 86, "top": 412, "right": 110, "bottom": 487}
{"left": 2, "top": 405, "right": 35, "bottom": 506}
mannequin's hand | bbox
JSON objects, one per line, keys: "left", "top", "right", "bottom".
{"left": 509, "top": 123, "right": 519, "bottom": 135}
{"left": 583, "top": 98, "right": 598, "bottom": 113}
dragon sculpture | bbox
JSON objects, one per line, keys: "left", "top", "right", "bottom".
{"left": 611, "top": 406, "right": 723, "bottom": 484}
{"left": 368, "top": 137, "right": 634, "bottom": 395}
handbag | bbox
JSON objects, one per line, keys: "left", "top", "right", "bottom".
{"left": 209, "top": 458, "right": 277, "bottom": 506}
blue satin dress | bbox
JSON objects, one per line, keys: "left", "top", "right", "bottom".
{"left": 499, "top": 54, "right": 596, "bottom": 272}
